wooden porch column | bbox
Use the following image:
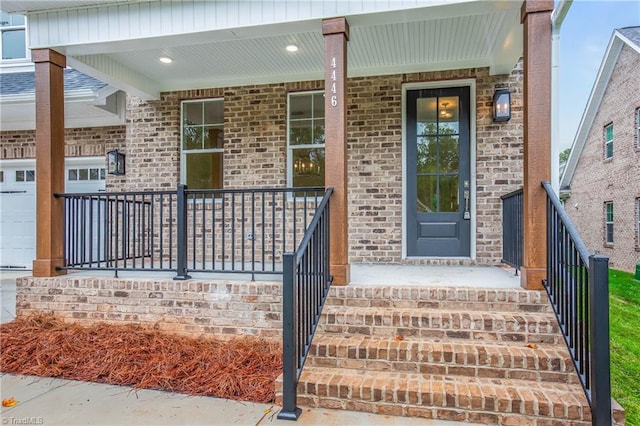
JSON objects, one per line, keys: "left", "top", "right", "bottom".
{"left": 520, "top": 0, "right": 553, "bottom": 290}
{"left": 32, "top": 49, "right": 67, "bottom": 277}
{"left": 323, "top": 18, "right": 350, "bottom": 285}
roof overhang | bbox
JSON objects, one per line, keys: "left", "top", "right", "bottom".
{"left": 6, "top": 0, "right": 524, "bottom": 100}
{"left": 0, "top": 87, "right": 125, "bottom": 130}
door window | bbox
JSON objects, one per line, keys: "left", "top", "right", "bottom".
{"left": 416, "top": 96, "right": 460, "bottom": 213}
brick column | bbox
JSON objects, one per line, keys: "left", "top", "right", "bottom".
{"left": 520, "top": 0, "right": 553, "bottom": 290}
{"left": 323, "top": 18, "right": 350, "bottom": 285}
{"left": 32, "top": 49, "right": 67, "bottom": 277}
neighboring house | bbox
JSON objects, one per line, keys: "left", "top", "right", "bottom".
{"left": 0, "top": 11, "right": 126, "bottom": 269}
{"left": 1, "top": 2, "right": 622, "bottom": 424}
{"left": 561, "top": 27, "right": 640, "bottom": 273}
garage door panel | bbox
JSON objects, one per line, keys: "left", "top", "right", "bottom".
{"left": 0, "top": 159, "right": 106, "bottom": 270}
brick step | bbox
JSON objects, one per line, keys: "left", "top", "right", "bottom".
{"left": 280, "top": 366, "right": 592, "bottom": 425}
{"left": 326, "top": 286, "right": 553, "bottom": 314}
{"left": 318, "top": 306, "right": 562, "bottom": 345}
{"left": 306, "top": 335, "right": 579, "bottom": 384}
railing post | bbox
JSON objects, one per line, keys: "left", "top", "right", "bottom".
{"left": 174, "top": 184, "right": 191, "bottom": 280}
{"left": 278, "top": 252, "right": 301, "bottom": 420}
{"left": 589, "top": 254, "right": 612, "bottom": 426}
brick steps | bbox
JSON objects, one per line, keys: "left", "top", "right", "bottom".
{"left": 306, "top": 335, "right": 579, "bottom": 384}
{"left": 318, "top": 306, "right": 563, "bottom": 345}
{"left": 291, "top": 366, "right": 591, "bottom": 425}
{"left": 325, "top": 286, "right": 553, "bottom": 314}
{"left": 275, "top": 286, "right": 623, "bottom": 424}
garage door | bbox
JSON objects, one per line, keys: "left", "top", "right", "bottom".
{"left": 0, "top": 157, "right": 106, "bottom": 270}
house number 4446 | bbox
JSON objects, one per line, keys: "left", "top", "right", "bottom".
{"left": 330, "top": 56, "right": 338, "bottom": 107}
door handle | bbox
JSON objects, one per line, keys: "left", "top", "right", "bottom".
{"left": 463, "top": 180, "right": 470, "bottom": 220}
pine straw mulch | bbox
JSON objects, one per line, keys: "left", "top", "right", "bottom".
{"left": 0, "top": 314, "right": 282, "bottom": 403}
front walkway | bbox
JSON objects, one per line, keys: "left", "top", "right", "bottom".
{"left": 0, "top": 374, "right": 481, "bottom": 426}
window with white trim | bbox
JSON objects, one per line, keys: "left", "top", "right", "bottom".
{"left": 605, "top": 202, "right": 614, "bottom": 244}
{"left": 0, "top": 12, "right": 26, "bottom": 60}
{"left": 288, "top": 91, "right": 325, "bottom": 188}
{"left": 181, "top": 99, "right": 224, "bottom": 190}
{"left": 636, "top": 108, "right": 640, "bottom": 148}
{"left": 637, "top": 198, "right": 640, "bottom": 246}
{"left": 604, "top": 123, "right": 613, "bottom": 159}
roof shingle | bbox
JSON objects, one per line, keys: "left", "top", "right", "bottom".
{"left": 0, "top": 68, "right": 107, "bottom": 96}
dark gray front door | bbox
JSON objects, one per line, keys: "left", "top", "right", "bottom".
{"left": 406, "top": 87, "right": 471, "bottom": 257}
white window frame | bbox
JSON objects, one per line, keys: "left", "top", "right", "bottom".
{"left": 180, "top": 98, "right": 224, "bottom": 191}
{"left": 637, "top": 198, "right": 640, "bottom": 247}
{"left": 15, "top": 169, "right": 35, "bottom": 182}
{"left": 287, "top": 90, "right": 325, "bottom": 189}
{"left": 605, "top": 202, "right": 614, "bottom": 244}
{"left": 636, "top": 108, "right": 640, "bottom": 149}
{"left": 0, "top": 12, "right": 28, "bottom": 62}
{"left": 604, "top": 123, "right": 613, "bottom": 159}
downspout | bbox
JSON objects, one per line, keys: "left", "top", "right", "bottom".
{"left": 551, "top": 0, "right": 573, "bottom": 194}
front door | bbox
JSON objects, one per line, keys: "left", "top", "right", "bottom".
{"left": 406, "top": 86, "right": 471, "bottom": 257}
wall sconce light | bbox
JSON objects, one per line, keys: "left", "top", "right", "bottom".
{"left": 493, "top": 88, "right": 511, "bottom": 122}
{"left": 107, "top": 150, "right": 126, "bottom": 175}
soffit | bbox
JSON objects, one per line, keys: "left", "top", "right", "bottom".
{"left": 85, "top": 9, "right": 520, "bottom": 97}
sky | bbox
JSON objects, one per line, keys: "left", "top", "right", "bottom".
{"left": 558, "top": 0, "right": 640, "bottom": 152}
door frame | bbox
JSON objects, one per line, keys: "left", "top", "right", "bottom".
{"left": 401, "top": 79, "right": 477, "bottom": 260}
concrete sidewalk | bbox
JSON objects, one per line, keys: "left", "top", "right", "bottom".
{"left": 0, "top": 374, "right": 479, "bottom": 426}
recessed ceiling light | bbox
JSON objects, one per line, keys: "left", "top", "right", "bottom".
{"left": 286, "top": 45, "right": 298, "bottom": 52}
{"left": 159, "top": 57, "right": 173, "bottom": 64}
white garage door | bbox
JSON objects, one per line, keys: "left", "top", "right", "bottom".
{"left": 0, "top": 157, "right": 106, "bottom": 270}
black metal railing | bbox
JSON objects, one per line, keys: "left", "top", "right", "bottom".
{"left": 542, "top": 181, "right": 612, "bottom": 426}
{"left": 501, "top": 188, "right": 523, "bottom": 274}
{"left": 57, "top": 185, "right": 325, "bottom": 280}
{"left": 278, "top": 187, "right": 333, "bottom": 420}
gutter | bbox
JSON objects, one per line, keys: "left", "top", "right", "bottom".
{"left": 550, "top": 0, "right": 573, "bottom": 194}
{"left": 0, "top": 88, "right": 101, "bottom": 105}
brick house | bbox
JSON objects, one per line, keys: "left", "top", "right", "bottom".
{"left": 561, "top": 27, "right": 640, "bottom": 273}
{"left": 0, "top": 1, "right": 625, "bottom": 424}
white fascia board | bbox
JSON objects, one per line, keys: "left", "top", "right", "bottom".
{"left": 560, "top": 34, "right": 623, "bottom": 188}
{"left": 68, "top": 55, "right": 160, "bottom": 100}
{"left": 0, "top": 62, "right": 35, "bottom": 74}
{"left": 0, "top": 88, "right": 99, "bottom": 105}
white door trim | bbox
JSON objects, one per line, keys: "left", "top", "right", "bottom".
{"left": 401, "top": 79, "right": 477, "bottom": 260}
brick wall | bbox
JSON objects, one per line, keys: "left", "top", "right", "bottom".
{"left": 0, "top": 126, "right": 126, "bottom": 159}
{"left": 566, "top": 44, "right": 640, "bottom": 272}
{"left": 119, "top": 65, "right": 523, "bottom": 266}
{"left": 2, "top": 64, "right": 523, "bottom": 267}
{"left": 17, "top": 276, "right": 283, "bottom": 340}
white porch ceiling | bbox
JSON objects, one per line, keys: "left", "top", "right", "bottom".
{"left": 4, "top": 1, "right": 523, "bottom": 100}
